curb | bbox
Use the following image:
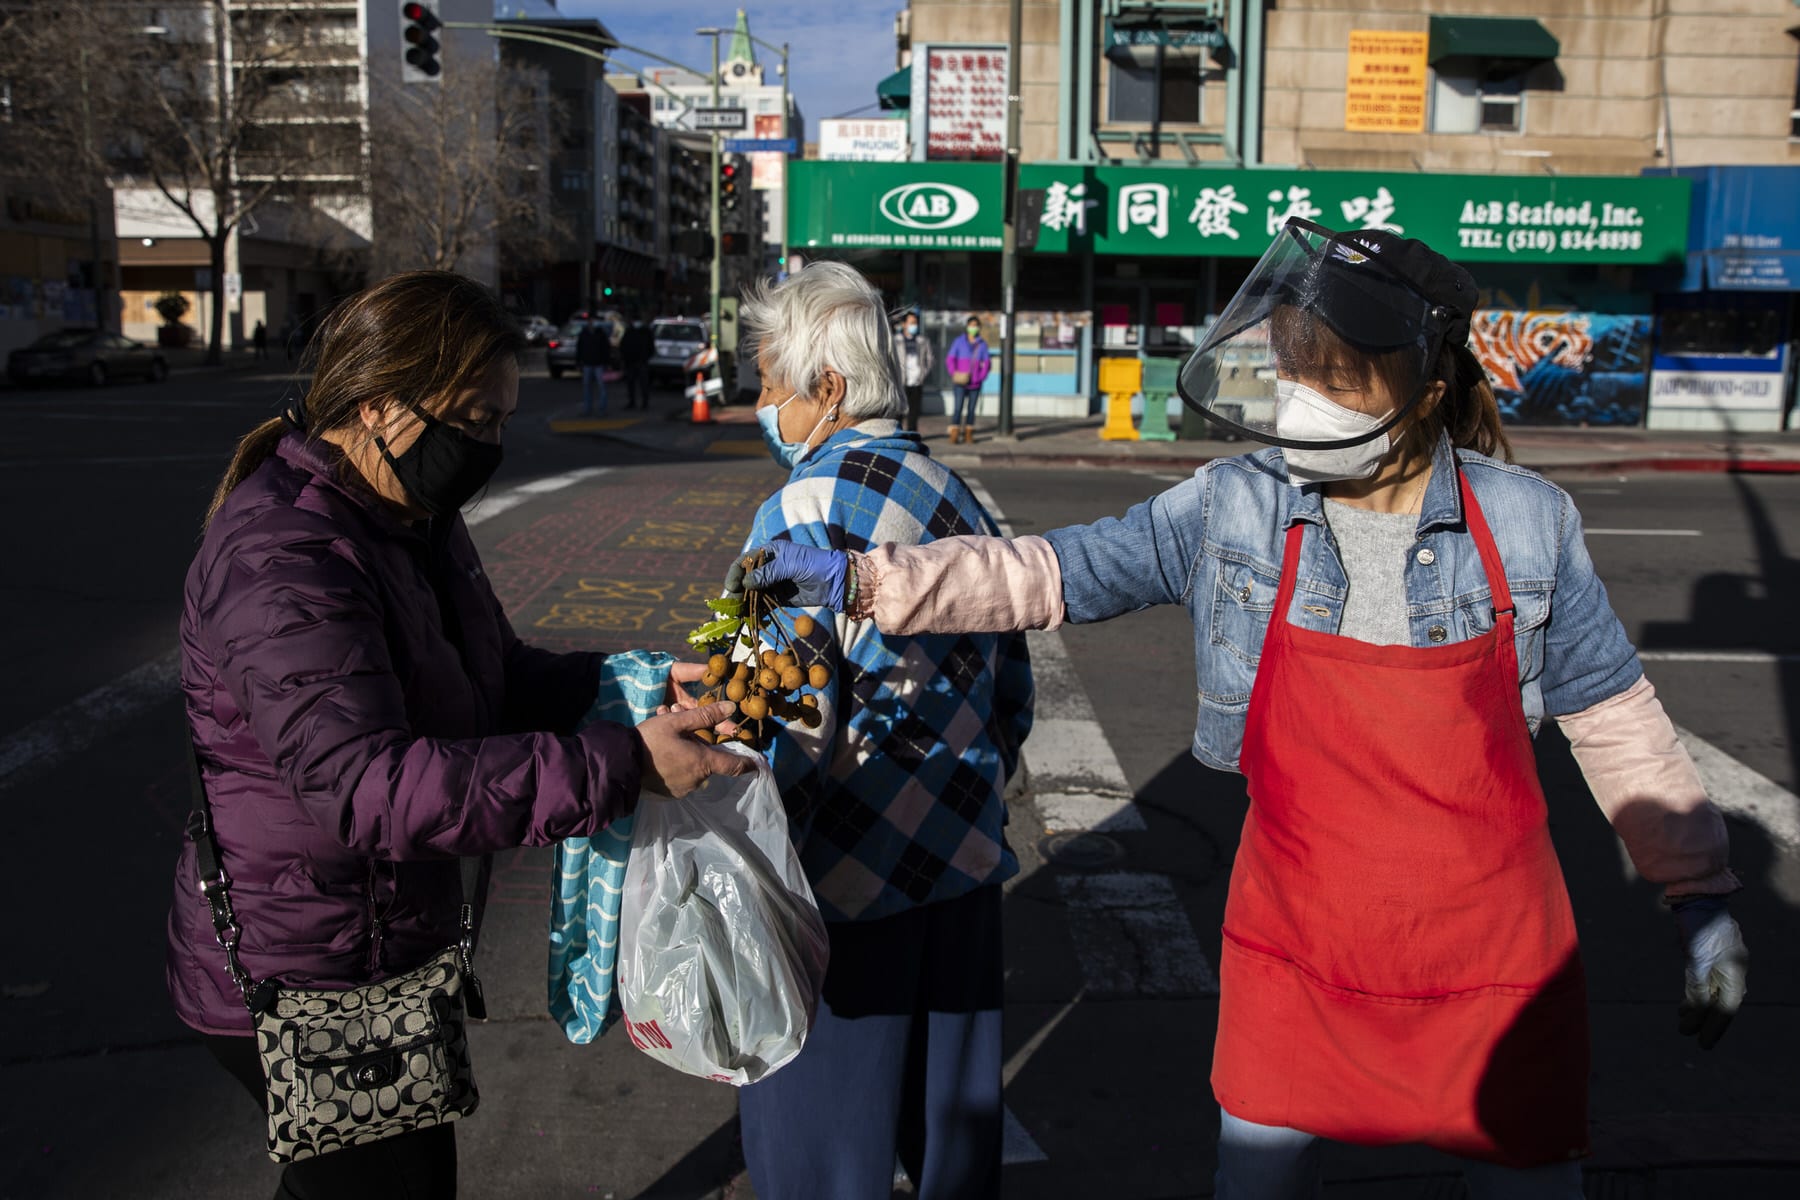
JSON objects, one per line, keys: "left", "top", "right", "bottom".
{"left": 937, "top": 451, "right": 1800, "bottom": 475}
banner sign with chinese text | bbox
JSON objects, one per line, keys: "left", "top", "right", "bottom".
{"left": 1017, "top": 165, "right": 1690, "bottom": 264}
{"left": 788, "top": 161, "right": 1003, "bottom": 251}
{"left": 1345, "top": 30, "right": 1429, "bottom": 133}
{"left": 916, "top": 45, "right": 1008, "bottom": 162}
{"left": 818, "top": 119, "right": 909, "bottom": 162}
{"left": 787, "top": 162, "right": 1690, "bottom": 264}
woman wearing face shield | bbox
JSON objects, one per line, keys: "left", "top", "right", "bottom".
{"left": 169, "top": 271, "right": 745, "bottom": 1197}
{"left": 735, "top": 262, "right": 1035, "bottom": 1200}
{"left": 735, "top": 226, "right": 1747, "bottom": 1198}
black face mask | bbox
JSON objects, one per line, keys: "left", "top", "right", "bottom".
{"left": 375, "top": 403, "right": 504, "bottom": 517}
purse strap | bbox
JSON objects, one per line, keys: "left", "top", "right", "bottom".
{"left": 186, "top": 741, "right": 488, "bottom": 1015}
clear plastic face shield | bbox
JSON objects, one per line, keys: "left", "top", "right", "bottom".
{"left": 1177, "top": 220, "right": 1454, "bottom": 451}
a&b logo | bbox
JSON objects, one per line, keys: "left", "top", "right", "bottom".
{"left": 879, "top": 182, "right": 980, "bottom": 231}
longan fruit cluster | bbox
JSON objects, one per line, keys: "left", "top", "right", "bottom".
{"left": 685, "top": 574, "right": 832, "bottom": 750}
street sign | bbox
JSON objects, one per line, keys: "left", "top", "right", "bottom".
{"left": 723, "top": 138, "right": 799, "bottom": 154}
{"left": 692, "top": 108, "right": 747, "bottom": 131}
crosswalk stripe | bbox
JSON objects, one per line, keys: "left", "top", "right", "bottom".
{"left": 963, "top": 478, "right": 1146, "bottom": 834}
{"left": 1057, "top": 871, "right": 1221, "bottom": 996}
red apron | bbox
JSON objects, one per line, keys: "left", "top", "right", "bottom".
{"left": 1212, "top": 471, "right": 1589, "bottom": 1168}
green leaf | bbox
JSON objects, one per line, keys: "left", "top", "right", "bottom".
{"left": 705, "top": 597, "right": 745, "bottom": 617}
{"left": 685, "top": 616, "right": 743, "bottom": 648}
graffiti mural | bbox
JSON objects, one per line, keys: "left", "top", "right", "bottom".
{"left": 1470, "top": 309, "right": 1652, "bottom": 427}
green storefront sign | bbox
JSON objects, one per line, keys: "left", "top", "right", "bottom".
{"left": 789, "top": 161, "right": 1003, "bottom": 252}
{"left": 789, "top": 161, "right": 1691, "bottom": 265}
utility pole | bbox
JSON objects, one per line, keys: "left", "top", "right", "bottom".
{"left": 701, "top": 29, "right": 722, "bottom": 359}
{"left": 997, "top": 0, "right": 1022, "bottom": 437}
{"left": 779, "top": 41, "right": 789, "bottom": 274}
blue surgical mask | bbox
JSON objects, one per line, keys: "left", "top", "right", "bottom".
{"left": 757, "top": 393, "right": 838, "bottom": 470}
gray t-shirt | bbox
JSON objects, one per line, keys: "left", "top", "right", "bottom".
{"left": 1322, "top": 499, "right": 1418, "bottom": 646}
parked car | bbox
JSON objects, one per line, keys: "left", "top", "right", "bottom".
{"left": 649, "top": 318, "right": 710, "bottom": 385}
{"left": 546, "top": 309, "right": 624, "bottom": 379}
{"left": 518, "top": 314, "right": 555, "bottom": 346}
{"left": 6, "top": 329, "right": 168, "bottom": 387}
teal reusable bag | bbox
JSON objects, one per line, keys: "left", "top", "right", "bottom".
{"left": 547, "top": 650, "right": 672, "bottom": 1043}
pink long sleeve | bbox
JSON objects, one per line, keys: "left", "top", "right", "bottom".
{"left": 859, "top": 534, "right": 1066, "bottom": 635}
{"left": 1557, "top": 675, "right": 1740, "bottom": 900}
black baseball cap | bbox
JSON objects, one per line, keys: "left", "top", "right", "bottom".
{"left": 1320, "top": 227, "right": 1477, "bottom": 350}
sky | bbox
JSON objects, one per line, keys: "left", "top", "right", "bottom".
{"left": 544, "top": 1, "right": 903, "bottom": 129}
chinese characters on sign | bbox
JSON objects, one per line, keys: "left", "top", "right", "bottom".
{"left": 1119, "top": 183, "right": 1170, "bottom": 239}
{"left": 1189, "top": 185, "right": 1249, "bottom": 239}
{"left": 787, "top": 161, "right": 1690, "bottom": 264}
{"left": 1041, "top": 181, "right": 1098, "bottom": 235}
{"left": 1344, "top": 30, "right": 1429, "bottom": 134}
{"left": 926, "top": 47, "right": 1008, "bottom": 162}
{"left": 818, "top": 118, "right": 909, "bottom": 162}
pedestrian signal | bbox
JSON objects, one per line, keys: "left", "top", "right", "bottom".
{"left": 401, "top": 2, "right": 441, "bottom": 82}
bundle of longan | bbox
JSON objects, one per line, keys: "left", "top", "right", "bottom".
{"left": 685, "top": 576, "right": 832, "bottom": 749}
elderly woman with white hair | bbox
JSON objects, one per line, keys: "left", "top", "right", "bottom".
{"left": 733, "top": 261, "right": 1035, "bottom": 1199}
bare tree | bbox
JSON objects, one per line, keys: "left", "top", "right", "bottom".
{"left": 0, "top": 2, "right": 334, "bottom": 362}
{"left": 0, "top": 2, "right": 145, "bottom": 330}
{"left": 368, "top": 55, "right": 570, "bottom": 278}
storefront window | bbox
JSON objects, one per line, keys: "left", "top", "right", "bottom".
{"left": 1106, "top": 46, "right": 1202, "bottom": 125}
{"left": 1432, "top": 69, "right": 1525, "bottom": 134}
{"left": 1659, "top": 306, "right": 1784, "bottom": 359}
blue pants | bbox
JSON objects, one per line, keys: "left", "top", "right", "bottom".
{"left": 740, "top": 885, "right": 1003, "bottom": 1200}
{"left": 1215, "top": 1109, "right": 1584, "bottom": 1200}
{"left": 952, "top": 384, "right": 981, "bottom": 427}
{"left": 581, "top": 365, "right": 607, "bottom": 415}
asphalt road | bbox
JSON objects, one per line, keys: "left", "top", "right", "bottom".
{"left": 1, "top": 363, "right": 1795, "bottom": 1198}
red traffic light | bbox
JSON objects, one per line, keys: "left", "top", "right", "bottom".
{"left": 721, "top": 164, "right": 738, "bottom": 179}
{"left": 402, "top": 2, "right": 430, "bottom": 20}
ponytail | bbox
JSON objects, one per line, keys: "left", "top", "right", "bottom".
{"left": 1407, "top": 342, "right": 1512, "bottom": 464}
{"left": 204, "top": 417, "right": 290, "bottom": 529}
{"left": 1444, "top": 343, "right": 1512, "bottom": 462}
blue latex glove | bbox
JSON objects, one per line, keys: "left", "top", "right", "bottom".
{"left": 724, "top": 542, "right": 850, "bottom": 611}
{"left": 1671, "top": 896, "right": 1747, "bottom": 1050}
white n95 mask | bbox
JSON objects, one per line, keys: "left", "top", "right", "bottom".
{"left": 1274, "top": 379, "right": 1392, "bottom": 486}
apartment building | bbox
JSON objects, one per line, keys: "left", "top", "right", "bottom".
{"left": 790, "top": 0, "right": 1799, "bottom": 429}
{"left": 114, "top": 0, "right": 494, "bottom": 350}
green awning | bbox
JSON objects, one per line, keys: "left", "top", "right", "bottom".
{"left": 1428, "top": 16, "right": 1560, "bottom": 66}
{"left": 876, "top": 67, "right": 910, "bottom": 110}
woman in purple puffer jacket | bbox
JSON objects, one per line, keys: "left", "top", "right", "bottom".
{"left": 169, "top": 271, "right": 743, "bottom": 1198}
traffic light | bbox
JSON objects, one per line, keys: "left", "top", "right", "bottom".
{"left": 721, "top": 232, "right": 747, "bottom": 257}
{"left": 720, "top": 160, "right": 740, "bottom": 213}
{"left": 401, "top": 3, "right": 441, "bottom": 82}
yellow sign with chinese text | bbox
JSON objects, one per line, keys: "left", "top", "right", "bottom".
{"left": 1345, "top": 30, "right": 1429, "bottom": 134}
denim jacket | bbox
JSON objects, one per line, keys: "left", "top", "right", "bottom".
{"left": 1043, "top": 434, "right": 1643, "bottom": 773}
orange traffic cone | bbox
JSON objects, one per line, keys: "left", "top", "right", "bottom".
{"left": 689, "top": 371, "right": 713, "bottom": 424}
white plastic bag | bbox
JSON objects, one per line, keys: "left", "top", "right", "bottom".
{"left": 616, "top": 742, "right": 830, "bottom": 1085}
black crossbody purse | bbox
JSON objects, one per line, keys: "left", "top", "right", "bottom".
{"left": 187, "top": 754, "right": 489, "bottom": 1162}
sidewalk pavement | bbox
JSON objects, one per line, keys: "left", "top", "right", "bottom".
{"left": 549, "top": 398, "right": 1800, "bottom": 476}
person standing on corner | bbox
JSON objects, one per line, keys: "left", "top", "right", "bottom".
{"left": 736, "top": 224, "right": 1750, "bottom": 1200}
{"left": 730, "top": 263, "right": 1034, "bottom": 1200}
{"left": 943, "top": 315, "right": 991, "bottom": 445}
{"left": 619, "top": 309, "right": 654, "bottom": 410}
{"left": 891, "top": 308, "right": 935, "bottom": 433}
{"left": 576, "top": 311, "right": 613, "bottom": 417}
{"left": 171, "top": 270, "right": 745, "bottom": 1199}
